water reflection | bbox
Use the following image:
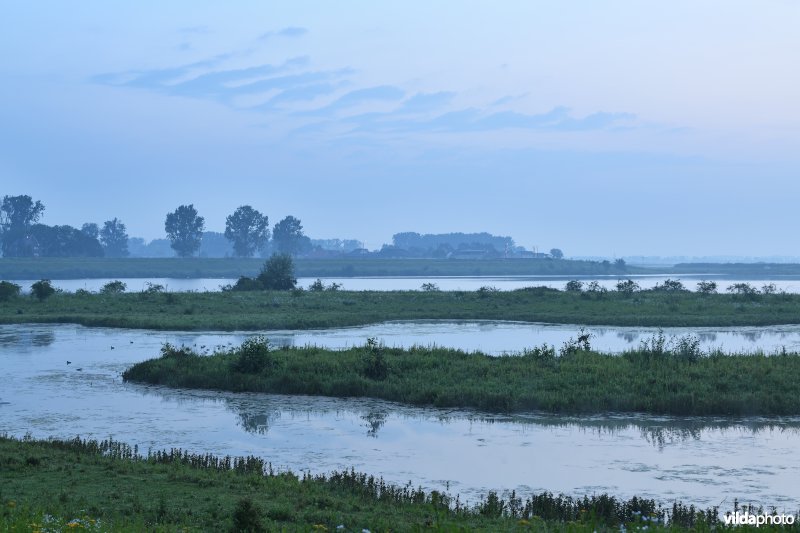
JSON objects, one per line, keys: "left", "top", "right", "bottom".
{"left": 0, "top": 328, "right": 55, "bottom": 349}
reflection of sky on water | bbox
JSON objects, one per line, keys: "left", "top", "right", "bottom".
{"left": 3, "top": 322, "right": 800, "bottom": 507}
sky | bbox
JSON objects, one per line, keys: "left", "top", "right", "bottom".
{"left": 1, "top": 1, "right": 798, "bottom": 256}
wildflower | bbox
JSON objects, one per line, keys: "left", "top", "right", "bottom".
{"left": 7, "top": 500, "right": 16, "bottom": 508}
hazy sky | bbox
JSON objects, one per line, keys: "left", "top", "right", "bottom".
{"left": 1, "top": 1, "right": 798, "bottom": 255}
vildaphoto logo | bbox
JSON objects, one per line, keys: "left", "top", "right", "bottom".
{"left": 723, "top": 512, "right": 795, "bottom": 527}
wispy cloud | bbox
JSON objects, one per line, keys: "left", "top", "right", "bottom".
{"left": 259, "top": 26, "right": 308, "bottom": 41}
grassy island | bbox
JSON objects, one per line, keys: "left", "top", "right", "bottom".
{"left": 122, "top": 338, "right": 800, "bottom": 416}
{"left": 3, "top": 287, "right": 800, "bottom": 330}
{"left": 0, "top": 435, "right": 753, "bottom": 531}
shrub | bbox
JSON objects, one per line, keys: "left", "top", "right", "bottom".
{"left": 30, "top": 280, "right": 56, "bottom": 301}
{"left": 75, "top": 288, "right": 92, "bottom": 296}
{"left": 142, "top": 282, "right": 165, "bottom": 294}
{"left": 308, "top": 279, "right": 325, "bottom": 292}
{"left": 100, "top": 280, "right": 127, "bottom": 294}
{"left": 696, "top": 280, "right": 717, "bottom": 294}
{"left": 231, "top": 498, "right": 264, "bottom": 533}
{"left": 421, "top": 282, "right": 440, "bottom": 292}
{"left": 726, "top": 283, "right": 758, "bottom": 297}
{"left": 159, "top": 343, "right": 196, "bottom": 359}
{"left": 0, "top": 281, "right": 21, "bottom": 302}
{"left": 257, "top": 254, "right": 297, "bottom": 290}
{"left": 615, "top": 279, "right": 640, "bottom": 295}
{"left": 361, "top": 337, "right": 389, "bottom": 381}
{"left": 230, "top": 276, "right": 263, "bottom": 292}
{"left": 653, "top": 279, "right": 686, "bottom": 292}
{"left": 231, "top": 336, "right": 272, "bottom": 374}
{"left": 564, "top": 280, "right": 583, "bottom": 292}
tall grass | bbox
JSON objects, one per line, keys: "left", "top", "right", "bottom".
{"left": 123, "top": 338, "right": 800, "bottom": 416}
{"left": 3, "top": 434, "right": 766, "bottom": 531}
{"left": 3, "top": 286, "right": 800, "bottom": 330}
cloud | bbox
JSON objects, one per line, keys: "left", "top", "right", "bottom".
{"left": 396, "top": 92, "right": 455, "bottom": 113}
{"left": 296, "top": 85, "right": 405, "bottom": 116}
{"left": 260, "top": 26, "right": 308, "bottom": 40}
{"left": 339, "top": 105, "right": 635, "bottom": 134}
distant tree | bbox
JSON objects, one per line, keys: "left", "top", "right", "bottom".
{"left": 81, "top": 223, "right": 100, "bottom": 240}
{"left": 565, "top": 280, "right": 583, "bottom": 292}
{"left": 29, "top": 224, "right": 103, "bottom": 257}
{"left": 257, "top": 253, "right": 297, "bottom": 290}
{"left": 726, "top": 282, "right": 758, "bottom": 297}
{"left": 0, "top": 195, "right": 45, "bottom": 257}
{"left": 165, "top": 205, "right": 205, "bottom": 257}
{"left": 614, "top": 258, "right": 626, "bottom": 269}
{"left": 224, "top": 206, "right": 270, "bottom": 257}
{"left": 100, "top": 218, "right": 129, "bottom": 257}
{"left": 272, "top": 216, "right": 310, "bottom": 256}
{"left": 549, "top": 248, "right": 564, "bottom": 259}
{"left": 199, "top": 232, "right": 234, "bottom": 258}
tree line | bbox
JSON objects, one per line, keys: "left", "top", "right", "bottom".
{"left": 0, "top": 195, "right": 310, "bottom": 258}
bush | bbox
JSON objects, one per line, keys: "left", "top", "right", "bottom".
{"left": 0, "top": 281, "right": 21, "bottom": 301}
{"left": 564, "top": 280, "right": 583, "bottom": 292}
{"left": 30, "top": 280, "right": 56, "bottom": 301}
{"left": 421, "top": 282, "right": 440, "bottom": 292}
{"left": 231, "top": 498, "right": 264, "bottom": 533}
{"left": 615, "top": 279, "right": 640, "bottom": 295}
{"left": 653, "top": 279, "right": 686, "bottom": 292}
{"left": 231, "top": 336, "right": 272, "bottom": 374}
{"left": 159, "top": 343, "right": 196, "bottom": 359}
{"left": 230, "top": 276, "right": 263, "bottom": 292}
{"left": 100, "top": 280, "right": 127, "bottom": 294}
{"left": 257, "top": 254, "right": 297, "bottom": 290}
{"left": 696, "top": 280, "right": 717, "bottom": 294}
{"left": 361, "top": 337, "right": 389, "bottom": 381}
{"left": 726, "top": 283, "right": 758, "bottom": 297}
{"left": 308, "top": 278, "right": 325, "bottom": 292}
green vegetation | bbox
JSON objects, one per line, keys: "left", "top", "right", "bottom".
{"left": 123, "top": 336, "right": 800, "bottom": 416}
{"left": 2, "top": 286, "right": 800, "bottom": 330}
{"left": 0, "top": 256, "right": 651, "bottom": 279}
{"left": 2, "top": 435, "right": 761, "bottom": 532}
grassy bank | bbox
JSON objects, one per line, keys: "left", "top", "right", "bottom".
{"left": 0, "top": 256, "right": 644, "bottom": 279}
{"left": 122, "top": 338, "right": 800, "bottom": 416}
{"left": 3, "top": 288, "right": 800, "bottom": 330}
{"left": 0, "top": 435, "right": 758, "bottom": 531}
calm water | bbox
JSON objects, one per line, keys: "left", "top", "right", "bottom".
{"left": 2, "top": 322, "right": 800, "bottom": 509}
{"left": 8, "top": 275, "right": 800, "bottom": 293}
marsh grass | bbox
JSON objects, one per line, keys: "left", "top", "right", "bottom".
{"left": 2, "top": 435, "right": 769, "bottom": 531}
{"left": 3, "top": 287, "right": 800, "bottom": 330}
{"left": 124, "top": 338, "right": 800, "bottom": 416}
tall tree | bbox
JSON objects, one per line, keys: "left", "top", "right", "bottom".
{"left": 81, "top": 223, "right": 100, "bottom": 240}
{"left": 272, "top": 215, "right": 310, "bottom": 256}
{"left": 100, "top": 218, "right": 130, "bottom": 257}
{"left": 224, "top": 205, "right": 270, "bottom": 257}
{"left": 0, "top": 195, "right": 45, "bottom": 257}
{"left": 165, "top": 204, "right": 205, "bottom": 257}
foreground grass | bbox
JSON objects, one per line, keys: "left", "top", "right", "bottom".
{"left": 1, "top": 435, "right": 773, "bottom": 532}
{"left": 0, "top": 257, "right": 643, "bottom": 279}
{"left": 3, "top": 288, "right": 800, "bottom": 330}
{"left": 123, "top": 339, "right": 800, "bottom": 416}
